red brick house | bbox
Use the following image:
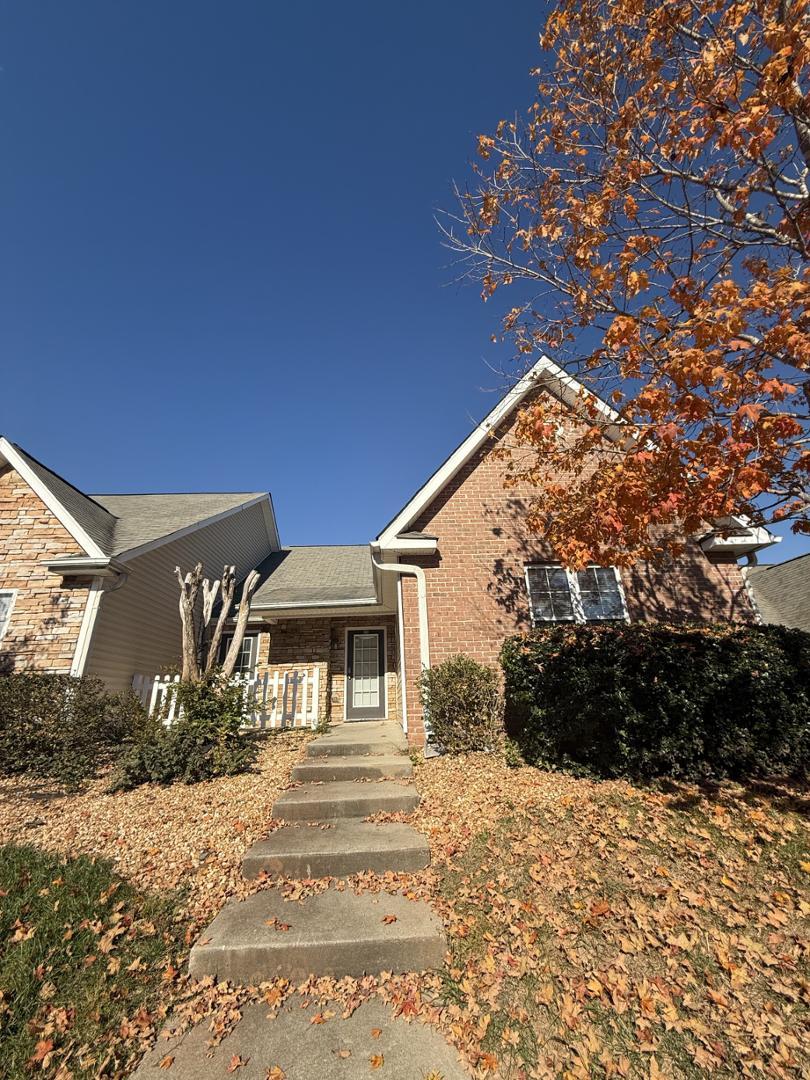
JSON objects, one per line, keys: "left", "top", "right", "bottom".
{"left": 1, "top": 357, "right": 778, "bottom": 745}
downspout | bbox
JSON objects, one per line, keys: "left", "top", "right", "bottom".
{"left": 370, "top": 556, "right": 430, "bottom": 670}
{"left": 371, "top": 554, "right": 431, "bottom": 743}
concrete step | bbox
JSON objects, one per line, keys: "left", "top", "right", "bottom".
{"left": 306, "top": 720, "right": 407, "bottom": 759}
{"left": 133, "top": 996, "right": 469, "bottom": 1079}
{"left": 242, "top": 820, "right": 430, "bottom": 879}
{"left": 292, "top": 754, "right": 412, "bottom": 782}
{"left": 273, "top": 780, "right": 419, "bottom": 822}
{"left": 188, "top": 887, "right": 446, "bottom": 983}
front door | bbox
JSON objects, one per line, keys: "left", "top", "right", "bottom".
{"left": 346, "top": 629, "right": 386, "bottom": 720}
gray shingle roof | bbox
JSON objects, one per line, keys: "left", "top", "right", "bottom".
{"left": 9, "top": 442, "right": 264, "bottom": 558}
{"left": 12, "top": 444, "right": 117, "bottom": 553}
{"left": 747, "top": 554, "right": 810, "bottom": 633}
{"left": 249, "top": 546, "right": 376, "bottom": 608}
{"left": 92, "top": 493, "right": 263, "bottom": 556}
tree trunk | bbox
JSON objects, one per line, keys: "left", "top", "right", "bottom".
{"left": 175, "top": 563, "right": 204, "bottom": 682}
{"left": 205, "top": 565, "right": 236, "bottom": 672}
{"left": 220, "top": 569, "right": 260, "bottom": 678}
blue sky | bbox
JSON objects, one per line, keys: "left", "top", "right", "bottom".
{"left": 1, "top": 1, "right": 805, "bottom": 564}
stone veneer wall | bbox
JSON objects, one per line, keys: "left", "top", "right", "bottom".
{"left": 0, "top": 464, "right": 91, "bottom": 673}
{"left": 252, "top": 613, "right": 400, "bottom": 726}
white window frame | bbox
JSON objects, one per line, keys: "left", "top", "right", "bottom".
{"left": 0, "top": 589, "right": 17, "bottom": 642}
{"left": 220, "top": 633, "right": 259, "bottom": 674}
{"left": 524, "top": 565, "right": 628, "bottom": 625}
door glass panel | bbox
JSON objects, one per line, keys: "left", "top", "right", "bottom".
{"left": 352, "top": 633, "right": 380, "bottom": 708}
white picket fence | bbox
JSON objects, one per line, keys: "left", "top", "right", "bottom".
{"left": 131, "top": 668, "right": 320, "bottom": 729}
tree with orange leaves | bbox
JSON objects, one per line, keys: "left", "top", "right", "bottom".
{"left": 442, "top": 0, "right": 809, "bottom": 567}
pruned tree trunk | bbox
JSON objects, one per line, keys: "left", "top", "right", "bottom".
{"left": 175, "top": 563, "right": 204, "bottom": 682}
{"left": 205, "top": 565, "right": 236, "bottom": 673}
{"left": 221, "top": 569, "right": 260, "bottom": 678}
{"left": 199, "top": 575, "right": 221, "bottom": 656}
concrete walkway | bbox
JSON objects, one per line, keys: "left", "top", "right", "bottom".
{"left": 134, "top": 722, "right": 468, "bottom": 1078}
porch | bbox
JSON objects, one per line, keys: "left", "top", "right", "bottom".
{"left": 133, "top": 613, "right": 402, "bottom": 730}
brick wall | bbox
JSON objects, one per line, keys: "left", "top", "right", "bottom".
{"left": 0, "top": 464, "right": 91, "bottom": 673}
{"left": 398, "top": 394, "right": 756, "bottom": 745}
{"left": 253, "top": 613, "right": 399, "bottom": 725}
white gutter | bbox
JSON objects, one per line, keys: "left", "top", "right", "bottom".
{"left": 370, "top": 553, "right": 430, "bottom": 670}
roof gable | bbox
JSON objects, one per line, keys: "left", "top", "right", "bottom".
{"left": 0, "top": 437, "right": 279, "bottom": 562}
{"left": 375, "top": 354, "right": 621, "bottom": 546}
{"left": 0, "top": 438, "right": 113, "bottom": 557}
{"left": 92, "top": 492, "right": 269, "bottom": 557}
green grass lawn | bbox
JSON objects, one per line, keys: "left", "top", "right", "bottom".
{"left": 0, "top": 844, "right": 181, "bottom": 1079}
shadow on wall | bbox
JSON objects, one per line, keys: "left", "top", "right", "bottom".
{"left": 483, "top": 498, "right": 752, "bottom": 626}
{"left": 0, "top": 592, "right": 74, "bottom": 676}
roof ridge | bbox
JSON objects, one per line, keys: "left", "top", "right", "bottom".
{"left": 90, "top": 491, "right": 265, "bottom": 497}
{"left": 285, "top": 543, "right": 368, "bottom": 549}
{"left": 750, "top": 550, "right": 810, "bottom": 571}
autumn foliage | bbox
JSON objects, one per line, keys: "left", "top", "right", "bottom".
{"left": 445, "top": 0, "right": 810, "bottom": 565}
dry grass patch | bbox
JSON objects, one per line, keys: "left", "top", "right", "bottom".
{"left": 0, "top": 730, "right": 311, "bottom": 933}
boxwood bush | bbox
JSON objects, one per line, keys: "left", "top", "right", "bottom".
{"left": 420, "top": 654, "right": 505, "bottom": 753}
{"left": 0, "top": 672, "right": 146, "bottom": 786}
{"left": 500, "top": 623, "right": 810, "bottom": 781}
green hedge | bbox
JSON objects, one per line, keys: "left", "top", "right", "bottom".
{"left": 110, "top": 673, "right": 257, "bottom": 790}
{"left": 500, "top": 623, "right": 810, "bottom": 781}
{"left": 0, "top": 672, "right": 146, "bottom": 786}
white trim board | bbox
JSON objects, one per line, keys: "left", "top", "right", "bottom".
{"left": 0, "top": 588, "right": 18, "bottom": 642}
{"left": 375, "top": 355, "right": 623, "bottom": 547}
{"left": 70, "top": 577, "right": 105, "bottom": 675}
{"left": 0, "top": 437, "right": 107, "bottom": 559}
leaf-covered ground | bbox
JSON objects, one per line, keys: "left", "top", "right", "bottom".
{"left": 410, "top": 755, "right": 810, "bottom": 1079}
{"left": 1, "top": 736, "right": 807, "bottom": 1079}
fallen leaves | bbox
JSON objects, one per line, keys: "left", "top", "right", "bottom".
{"left": 227, "top": 1053, "right": 249, "bottom": 1072}
{"left": 369, "top": 1052, "right": 385, "bottom": 1068}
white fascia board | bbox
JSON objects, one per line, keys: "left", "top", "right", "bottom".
{"left": 115, "top": 494, "right": 271, "bottom": 563}
{"left": 70, "top": 577, "right": 104, "bottom": 676}
{"left": 250, "top": 596, "right": 380, "bottom": 612}
{"left": 700, "top": 530, "right": 781, "bottom": 556}
{"left": 263, "top": 493, "right": 282, "bottom": 551}
{"left": 0, "top": 437, "right": 106, "bottom": 559}
{"left": 374, "top": 538, "right": 438, "bottom": 555}
{"left": 698, "top": 515, "right": 781, "bottom": 555}
{"left": 244, "top": 600, "right": 394, "bottom": 622}
{"left": 375, "top": 355, "right": 623, "bottom": 546}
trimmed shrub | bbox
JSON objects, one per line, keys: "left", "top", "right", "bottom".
{"left": 111, "top": 673, "right": 256, "bottom": 790}
{"left": 420, "top": 654, "right": 504, "bottom": 753}
{"left": 500, "top": 623, "right": 810, "bottom": 782}
{"left": 0, "top": 673, "right": 146, "bottom": 786}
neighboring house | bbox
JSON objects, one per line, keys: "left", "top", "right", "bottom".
{"left": 0, "top": 356, "right": 779, "bottom": 745}
{"left": 745, "top": 554, "right": 810, "bottom": 633}
{"left": 0, "top": 437, "right": 279, "bottom": 689}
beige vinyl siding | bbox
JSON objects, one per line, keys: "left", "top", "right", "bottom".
{"left": 84, "top": 502, "right": 274, "bottom": 691}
